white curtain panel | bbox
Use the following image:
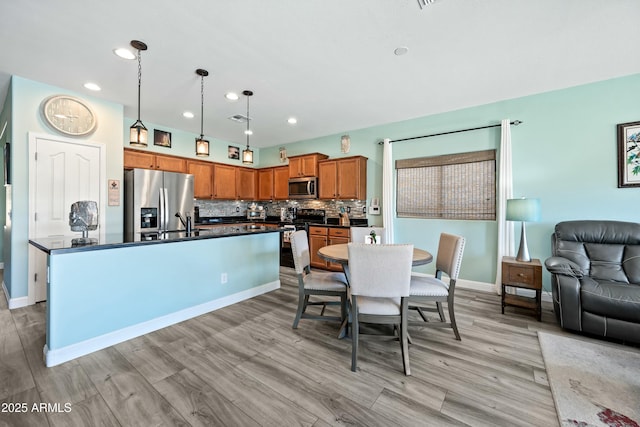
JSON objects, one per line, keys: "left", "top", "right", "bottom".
{"left": 382, "top": 138, "right": 395, "bottom": 243}
{"left": 495, "top": 119, "right": 515, "bottom": 293}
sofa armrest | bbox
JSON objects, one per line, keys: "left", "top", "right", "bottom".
{"left": 545, "top": 256, "right": 584, "bottom": 278}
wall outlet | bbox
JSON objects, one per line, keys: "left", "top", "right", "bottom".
{"left": 221, "top": 273, "right": 228, "bottom": 284}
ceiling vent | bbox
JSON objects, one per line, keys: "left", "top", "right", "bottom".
{"left": 228, "top": 114, "right": 250, "bottom": 123}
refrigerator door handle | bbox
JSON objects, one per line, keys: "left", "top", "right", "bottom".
{"left": 163, "top": 187, "right": 169, "bottom": 231}
{"left": 159, "top": 187, "right": 165, "bottom": 232}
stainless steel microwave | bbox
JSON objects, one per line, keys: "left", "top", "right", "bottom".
{"left": 288, "top": 177, "right": 318, "bottom": 199}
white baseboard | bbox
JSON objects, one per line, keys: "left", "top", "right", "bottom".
{"left": 411, "top": 273, "right": 553, "bottom": 302}
{"left": 3, "top": 280, "right": 29, "bottom": 309}
{"left": 44, "top": 280, "right": 281, "bottom": 367}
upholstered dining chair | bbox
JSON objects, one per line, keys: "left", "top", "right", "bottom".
{"left": 409, "top": 233, "right": 465, "bottom": 340}
{"left": 291, "top": 230, "right": 348, "bottom": 329}
{"left": 348, "top": 243, "right": 414, "bottom": 375}
{"left": 350, "top": 226, "right": 386, "bottom": 244}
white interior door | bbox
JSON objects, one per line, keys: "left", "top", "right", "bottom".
{"left": 29, "top": 134, "right": 104, "bottom": 303}
{"left": 34, "top": 138, "right": 101, "bottom": 238}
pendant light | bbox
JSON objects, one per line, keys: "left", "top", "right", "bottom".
{"left": 242, "top": 90, "right": 254, "bottom": 164}
{"left": 195, "top": 69, "right": 210, "bottom": 157}
{"left": 129, "top": 40, "right": 148, "bottom": 147}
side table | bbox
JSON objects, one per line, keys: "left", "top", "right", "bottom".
{"left": 501, "top": 256, "right": 542, "bottom": 321}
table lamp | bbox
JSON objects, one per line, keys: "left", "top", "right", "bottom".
{"left": 506, "top": 198, "right": 540, "bottom": 262}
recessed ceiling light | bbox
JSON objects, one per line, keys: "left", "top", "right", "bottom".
{"left": 183, "top": 111, "right": 194, "bottom": 119}
{"left": 225, "top": 92, "right": 239, "bottom": 101}
{"left": 114, "top": 47, "right": 136, "bottom": 60}
{"left": 83, "top": 82, "right": 101, "bottom": 91}
{"left": 287, "top": 117, "right": 297, "bottom": 125}
{"left": 394, "top": 46, "right": 409, "bottom": 56}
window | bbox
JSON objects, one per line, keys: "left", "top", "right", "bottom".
{"left": 396, "top": 149, "right": 496, "bottom": 220}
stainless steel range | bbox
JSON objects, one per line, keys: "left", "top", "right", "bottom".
{"left": 279, "top": 209, "right": 326, "bottom": 267}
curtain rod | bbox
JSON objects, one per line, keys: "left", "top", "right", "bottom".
{"left": 379, "top": 120, "right": 522, "bottom": 144}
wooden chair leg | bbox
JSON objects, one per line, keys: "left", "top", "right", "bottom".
{"left": 292, "top": 291, "right": 306, "bottom": 329}
{"left": 416, "top": 307, "right": 429, "bottom": 322}
{"left": 436, "top": 302, "right": 446, "bottom": 322}
{"left": 351, "top": 301, "right": 359, "bottom": 372}
{"left": 401, "top": 298, "right": 411, "bottom": 375}
{"left": 448, "top": 298, "right": 460, "bottom": 341}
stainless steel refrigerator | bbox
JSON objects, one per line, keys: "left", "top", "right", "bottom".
{"left": 124, "top": 168, "right": 194, "bottom": 240}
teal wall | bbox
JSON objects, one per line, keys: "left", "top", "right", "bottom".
{"left": 4, "top": 76, "right": 124, "bottom": 300}
{"left": 1, "top": 80, "right": 12, "bottom": 292}
{"left": 261, "top": 73, "right": 640, "bottom": 290}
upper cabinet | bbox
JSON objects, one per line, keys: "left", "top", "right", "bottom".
{"left": 318, "top": 156, "right": 367, "bottom": 200}
{"left": 288, "top": 153, "right": 328, "bottom": 178}
{"left": 237, "top": 167, "right": 257, "bottom": 200}
{"left": 258, "top": 168, "right": 274, "bottom": 200}
{"left": 213, "top": 164, "right": 237, "bottom": 200}
{"left": 273, "top": 166, "right": 290, "bottom": 200}
{"left": 187, "top": 160, "right": 214, "bottom": 199}
{"left": 124, "top": 148, "right": 186, "bottom": 173}
{"left": 258, "top": 166, "right": 289, "bottom": 201}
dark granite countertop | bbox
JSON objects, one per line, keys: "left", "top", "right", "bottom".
{"left": 29, "top": 225, "right": 283, "bottom": 255}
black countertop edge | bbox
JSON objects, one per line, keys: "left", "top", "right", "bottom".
{"left": 29, "top": 227, "right": 283, "bottom": 255}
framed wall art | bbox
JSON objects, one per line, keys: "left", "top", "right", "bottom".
{"left": 228, "top": 145, "right": 240, "bottom": 160}
{"left": 154, "top": 129, "right": 172, "bottom": 148}
{"left": 617, "top": 121, "right": 640, "bottom": 188}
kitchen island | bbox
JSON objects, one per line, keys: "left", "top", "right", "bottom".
{"left": 29, "top": 225, "right": 282, "bottom": 367}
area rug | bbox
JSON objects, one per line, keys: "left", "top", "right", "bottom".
{"left": 538, "top": 331, "right": 640, "bottom": 427}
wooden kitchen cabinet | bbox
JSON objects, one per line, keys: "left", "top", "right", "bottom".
{"left": 258, "top": 166, "right": 289, "bottom": 200}
{"left": 288, "top": 153, "right": 328, "bottom": 178}
{"left": 155, "top": 154, "right": 186, "bottom": 173}
{"left": 257, "top": 168, "right": 274, "bottom": 200}
{"left": 213, "top": 163, "right": 237, "bottom": 199}
{"left": 308, "top": 226, "right": 350, "bottom": 271}
{"left": 327, "top": 228, "right": 349, "bottom": 271}
{"left": 124, "top": 148, "right": 186, "bottom": 173}
{"left": 274, "top": 166, "right": 289, "bottom": 199}
{"left": 124, "top": 149, "right": 155, "bottom": 169}
{"left": 309, "top": 226, "right": 329, "bottom": 269}
{"left": 187, "top": 160, "right": 214, "bottom": 199}
{"left": 236, "top": 167, "right": 257, "bottom": 200}
{"left": 318, "top": 156, "right": 367, "bottom": 200}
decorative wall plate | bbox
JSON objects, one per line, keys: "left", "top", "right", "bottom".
{"left": 42, "top": 95, "right": 97, "bottom": 136}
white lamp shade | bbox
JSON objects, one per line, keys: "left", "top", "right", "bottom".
{"left": 506, "top": 198, "right": 540, "bottom": 222}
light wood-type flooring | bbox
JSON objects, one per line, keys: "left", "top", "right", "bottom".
{"left": 1, "top": 268, "right": 567, "bottom": 426}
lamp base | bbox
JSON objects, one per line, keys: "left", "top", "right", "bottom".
{"left": 515, "top": 221, "right": 531, "bottom": 262}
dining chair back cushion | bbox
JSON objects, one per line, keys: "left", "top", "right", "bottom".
{"left": 291, "top": 229, "right": 311, "bottom": 275}
{"left": 348, "top": 243, "right": 413, "bottom": 298}
{"left": 350, "top": 227, "right": 386, "bottom": 244}
{"left": 435, "top": 232, "right": 465, "bottom": 281}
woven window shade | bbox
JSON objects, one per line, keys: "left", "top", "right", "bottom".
{"left": 396, "top": 150, "right": 496, "bottom": 220}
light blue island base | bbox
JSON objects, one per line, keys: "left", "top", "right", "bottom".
{"left": 38, "top": 231, "right": 280, "bottom": 367}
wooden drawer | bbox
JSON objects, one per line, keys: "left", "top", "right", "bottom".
{"left": 308, "top": 226, "right": 328, "bottom": 236}
{"left": 502, "top": 258, "right": 542, "bottom": 290}
{"left": 328, "top": 228, "right": 349, "bottom": 238}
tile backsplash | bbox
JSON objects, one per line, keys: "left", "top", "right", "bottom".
{"left": 195, "top": 199, "right": 367, "bottom": 220}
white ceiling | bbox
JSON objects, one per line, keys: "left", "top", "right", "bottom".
{"left": 1, "top": 0, "right": 638, "bottom": 148}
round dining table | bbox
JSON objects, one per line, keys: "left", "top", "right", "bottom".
{"left": 317, "top": 243, "right": 433, "bottom": 339}
{"left": 318, "top": 243, "right": 433, "bottom": 269}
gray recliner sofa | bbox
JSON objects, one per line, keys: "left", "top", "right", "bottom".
{"left": 545, "top": 220, "right": 640, "bottom": 344}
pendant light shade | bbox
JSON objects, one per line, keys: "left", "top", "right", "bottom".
{"left": 242, "top": 90, "right": 254, "bottom": 164}
{"left": 195, "top": 68, "right": 210, "bottom": 157}
{"left": 129, "top": 40, "right": 148, "bottom": 147}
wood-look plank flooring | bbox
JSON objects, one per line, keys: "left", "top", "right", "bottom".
{"left": 0, "top": 268, "right": 569, "bottom": 426}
